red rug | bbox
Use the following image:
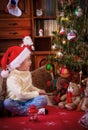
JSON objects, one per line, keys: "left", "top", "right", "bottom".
{"left": 0, "top": 106, "right": 86, "bottom": 130}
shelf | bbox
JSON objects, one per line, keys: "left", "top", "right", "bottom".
{"left": 33, "top": 51, "right": 51, "bottom": 55}
{"left": 34, "top": 36, "right": 53, "bottom": 38}
{"left": 33, "top": 16, "right": 56, "bottom": 19}
{"left": 31, "top": 0, "right": 57, "bottom": 68}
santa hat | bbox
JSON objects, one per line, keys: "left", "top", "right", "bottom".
{"left": 1, "top": 46, "right": 31, "bottom": 78}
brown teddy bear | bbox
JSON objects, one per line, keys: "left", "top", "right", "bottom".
{"left": 58, "top": 82, "right": 82, "bottom": 110}
{"left": 52, "top": 66, "right": 71, "bottom": 105}
{"left": 52, "top": 77, "right": 69, "bottom": 105}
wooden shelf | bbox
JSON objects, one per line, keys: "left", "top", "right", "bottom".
{"left": 0, "top": 0, "right": 57, "bottom": 70}
{"left": 33, "top": 16, "right": 56, "bottom": 19}
{"left": 32, "top": 51, "right": 51, "bottom": 55}
{"left": 34, "top": 36, "right": 52, "bottom": 38}
{"left": 31, "top": 0, "right": 57, "bottom": 69}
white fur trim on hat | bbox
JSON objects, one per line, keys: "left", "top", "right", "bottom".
{"left": 8, "top": 47, "right": 31, "bottom": 70}
{"left": 1, "top": 70, "right": 9, "bottom": 78}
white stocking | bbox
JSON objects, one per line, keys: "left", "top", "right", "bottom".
{"left": 6, "top": 0, "right": 22, "bottom": 17}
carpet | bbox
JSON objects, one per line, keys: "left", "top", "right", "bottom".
{"left": 0, "top": 106, "right": 86, "bottom": 130}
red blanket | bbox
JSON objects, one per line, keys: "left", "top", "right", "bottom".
{"left": 0, "top": 106, "right": 86, "bottom": 130}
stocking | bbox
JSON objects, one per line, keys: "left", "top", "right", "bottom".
{"left": 6, "top": 0, "right": 22, "bottom": 17}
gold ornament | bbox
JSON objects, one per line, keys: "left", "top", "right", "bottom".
{"left": 62, "top": 38, "right": 67, "bottom": 45}
{"left": 56, "top": 51, "right": 63, "bottom": 58}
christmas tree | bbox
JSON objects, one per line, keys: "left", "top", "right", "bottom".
{"left": 46, "top": 0, "right": 88, "bottom": 76}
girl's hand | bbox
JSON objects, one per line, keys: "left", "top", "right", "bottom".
{"left": 39, "top": 90, "right": 46, "bottom": 95}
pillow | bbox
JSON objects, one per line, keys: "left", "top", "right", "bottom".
{"left": 31, "top": 66, "right": 53, "bottom": 93}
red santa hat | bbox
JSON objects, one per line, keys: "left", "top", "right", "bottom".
{"left": 0, "top": 46, "right": 31, "bottom": 78}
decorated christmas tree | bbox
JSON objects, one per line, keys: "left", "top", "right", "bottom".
{"left": 46, "top": 0, "right": 88, "bottom": 77}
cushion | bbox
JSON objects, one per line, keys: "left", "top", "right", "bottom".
{"left": 31, "top": 66, "right": 53, "bottom": 93}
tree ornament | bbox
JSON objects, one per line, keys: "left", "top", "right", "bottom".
{"left": 68, "top": 0, "right": 74, "bottom": 5}
{"left": 28, "top": 105, "right": 38, "bottom": 121}
{"left": 67, "top": 30, "right": 77, "bottom": 41}
{"left": 56, "top": 51, "right": 63, "bottom": 58}
{"left": 51, "top": 44, "right": 57, "bottom": 51}
{"left": 62, "top": 37, "right": 67, "bottom": 45}
{"left": 46, "top": 63, "right": 53, "bottom": 72}
{"left": 58, "top": 0, "right": 64, "bottom": 5}
{"left": 65, "top": 17, "right": 69, "bottom": 22}
{"left": 61, "top": 16, "right": 65, "bottom": 21}
{"left": 74, "top": 6, "right": 83, "bottom": 17}
{"left": 60, "top": 27, "right": 66, "bottom": 35}
{"left": 59, "top": 11, "right": 64, "bottom": 17}
{"left": 60, "top": 66, "right": 70, "bottom": 78}
{"left": 61, "top": 16, "right": 69, "bottom": 22}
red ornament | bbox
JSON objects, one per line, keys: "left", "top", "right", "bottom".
{"left": 67, "top": 30, "right": 77, "bottom": 42}
{"left": 60, "top": 27, "right": 66, "bottom": 35}
{"left": 60, "top": 66, "right": 70, "bottom": 78}
{"left": 28, "top": 105, "right": 38, "bottom": 121}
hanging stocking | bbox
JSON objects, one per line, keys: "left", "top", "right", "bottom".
{"left": 5, "top": 0, "right": 22, "bottom": 17}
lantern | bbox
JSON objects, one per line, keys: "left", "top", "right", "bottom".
{"left": 28, "top": 105, "right": 38, "bottom": 121}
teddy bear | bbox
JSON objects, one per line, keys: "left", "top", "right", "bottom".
{"left": 52, "top": 77, "right": 70, "bottom": 105}
{"left": 58, "top": 82, "right": 82, "bottom": 110}
{"left": 50, "top": 67, "right": 70, "bottom": 105}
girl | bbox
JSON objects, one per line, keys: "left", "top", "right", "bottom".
{"left": 0, "top": 45, "right": 52, "bottom": 116}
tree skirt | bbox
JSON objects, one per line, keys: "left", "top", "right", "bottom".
{"left": 0, "top": 106, "right": 86, "bottom": 130}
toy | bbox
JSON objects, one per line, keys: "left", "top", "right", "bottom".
{"left": 80, "top": 80, "right": 88, "bottom": 111}
{"left": 28, "top": 105, "right": 38, "bottom": 121}
{"left": 52, "top": 77, "right": 69, "bottom": 105}
{"left": 39, "top": 29, "right": 43, "bottom": 36}
{"left": 36, "top": 9, "right": 43, "bottom": 16}
{"left": 21, "top": 35, "right": 35, "bottom": 51}
{"left": 52, "top": 67, "right": 71, "bottom": 105}
{"left": 58, "top": 82, "right": 82, "bottom": 110}
{"left": 78, "top": 111, "right": 88, "bottom": 129}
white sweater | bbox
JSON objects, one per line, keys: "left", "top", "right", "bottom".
{"left": 6, "top": 69, "right": 41, "bottom": 101}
